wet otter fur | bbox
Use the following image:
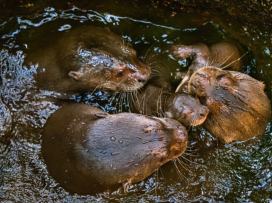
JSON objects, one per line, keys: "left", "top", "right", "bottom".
{"left": 42, "top": 103, "right": 188, "bottom": 195}
{"left": 26, "top": 26, "right": 151, "bottom": 94}
{"left": 188, "top": 66, "right": 271, "bottom": 144}
{"left": 130, "top": 52, "right": 208, "bottom": 126}
{"left": 170, "top": 41, "right": 245, "bottom": 93}
{"left": 171, "top": 41, "right": 243, "bottom": 72}
{"left": 130, "top": 84, "right": 209, "bottom": 127}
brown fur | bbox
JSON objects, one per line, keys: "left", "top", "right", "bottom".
{"left": 130, "top": 84, "right": 209, "bottom": 127}
{"left": 188, "top": 66, "right": 271, "bottom": 144}
{"left": 26, "top": 26, "right": 151, "bottom": 94}
{"left": 42, "top": 103, "right": 188, "bottom": 194}
{"left": 170, "top": 41, "right": 245, "bottom": 93}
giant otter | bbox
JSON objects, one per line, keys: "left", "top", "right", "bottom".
{"left": 26, "top": 26, "right": 151, "bottom": 94}
{"left": 42, "top": 103, "right": 188, "bottom": 195}
{"left": 188, "top": 66, "right": 271, "bottom": 144}
{"left": 130, "top": 84, "right": 209, "bottom": 127}
{"left": 170, "top": 41, "right": 244, "bottom": 93}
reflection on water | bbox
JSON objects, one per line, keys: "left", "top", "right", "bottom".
{"left": 0, "top": 6, "right": 271, "bottom": 203}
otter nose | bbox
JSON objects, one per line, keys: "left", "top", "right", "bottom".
{"left": 137, "top": 79, "right": 146, "bottom": 83}
{"left": 136, "top": 68, "right": 151, "bottom": 83}
{"left": 199, "top": 107, "right": 209, "bottom": 117}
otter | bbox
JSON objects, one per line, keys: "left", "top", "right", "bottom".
{"left": 42, "top": 103, "right": 188, "bottom": 195}
{"left": 129, "top": 52, "right": 208, "bottom": 126}
{"left": 25, "top": 26, "right": 151, "bottom": 94}
{"left": 130, "top": 84, "right": 209, "bottom": 127}
{"left": 170, "top": 41, "right": 244, "bottom": 93}
{"left": 188, "top": 66, "right": 271, "bottom": 144}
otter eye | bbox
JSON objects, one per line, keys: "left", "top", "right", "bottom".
{"left": 184, "top": 109, "right": 193, "bottom": 115}
{"left": 216, "top": 74, "right": 227, "bottom": 80}
{"left": 191, "top": 84, "right": 196, "bottom": 90}
{"left": 116, "top": 70, "right": 125, "bottom": 78}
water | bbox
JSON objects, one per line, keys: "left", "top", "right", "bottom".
{"left": 0, "top": 3, "right": 272, "bottom": 203}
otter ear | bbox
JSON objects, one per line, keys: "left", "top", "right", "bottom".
{"left": 94, "top": 113, "right": 108, "bottom": 119}
{"left": 68, "top": 71, "right": 83, "bottom": 81}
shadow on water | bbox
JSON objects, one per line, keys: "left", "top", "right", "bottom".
{"left": 0, "top": 1, "right": 272, "bottom": 202}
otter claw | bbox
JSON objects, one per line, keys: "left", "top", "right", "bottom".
{"left": 123, "top": 180, "right": 132, "bottom": 194}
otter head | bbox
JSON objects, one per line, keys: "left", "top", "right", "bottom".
{"left": 78, "top": 113, "right": 188, "bottom": 193}
{"left": 150, "top": 117, "right": 188, "bottom": 159}
{"left": 65, "top": 27, "right": 151, "bottom": 93}
{"left": 164, "top": 93, "right": 209, "bottom": 127}
{"left": 106, "top": 115, "right": 188, "bottom": 187}
{"left": 188, "top": 66, "right": 271, "bottom": 144}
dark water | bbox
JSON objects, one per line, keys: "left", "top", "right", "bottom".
{"left": 0, "top": 4, "right": 271, "bottom": 203}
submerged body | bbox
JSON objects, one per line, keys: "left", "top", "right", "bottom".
{"left": 42, "top": 103, "right": 188, "bottom": 194}
{"left": 188, "top": 66, "right": 271, "bottom": 144}
{"left": 26, "top": 26, "right": 150, "bottom": 94}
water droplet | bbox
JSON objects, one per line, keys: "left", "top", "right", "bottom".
{"left": 111, "top": 152, "right": 120, "bottom": 155}
{"left": 110, "top": 131, "right": 115, "bottom": 134}
{"left": 126, "top": 142, "right": 130, "bottom": 146}
{"left": 110, "top": 136, "right": 116, "bottom": 141}
{"left": 161, "top": 34, "right": 168, "bottom": 38}
{"left": 118, "top": 140, "right": 123, "bottom": 144}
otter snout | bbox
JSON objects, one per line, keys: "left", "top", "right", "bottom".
{"left": 135, "top": 67, "right": 151, "bottom": 84}
{"left": 199, "top": 106, "right": 209, "bottom": 118}
{"left": 169, "top": 125, "right": 188, "bottom": 158}
{"left": 173, "top": 128, "right": 188, "bottom": 144}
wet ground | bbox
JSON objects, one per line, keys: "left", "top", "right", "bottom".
{"left": 0, "top": 1, "right": 272, "bottom": 202}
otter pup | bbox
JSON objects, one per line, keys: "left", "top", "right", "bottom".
{"left": 26, "top": 26, "right": 151, "bottom": 94}
{"left": 170, "top": 41, "right": 244, "bottom": 93}
{"left": 188, "top": 66, "right": 271, "bottom": 144}
{"left": 130, "top": 84, "right": 209, "bottom": 127}
{"left": 42, "top": 103, "right": 188, "bottom": 195}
